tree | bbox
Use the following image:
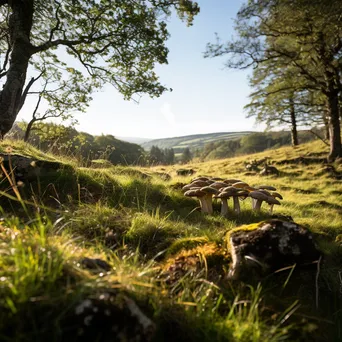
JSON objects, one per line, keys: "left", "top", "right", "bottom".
{"left": 0, "top": 0, "right": 199, "bottom": 137}
{"left": 149, "top": 145, "right": 164, "bottom": 165}
{"left": 181, "top": 147, "right": 192, "bottom": 163}
{"left": 245, "top": 60, "right": 326, "bottom": 146}
{"left": 164, "top": 148, "right": 175, "bottom": 165}
{"left": 205, "top": 0, "right": 342, "bottom": 161}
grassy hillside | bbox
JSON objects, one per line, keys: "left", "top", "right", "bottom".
{"left": 0, "top": 138, "right": 341, "bottom": 341}
{"left": 141, "top": 131, "right": 253, "bottom": 153}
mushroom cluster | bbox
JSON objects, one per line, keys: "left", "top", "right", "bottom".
{"left": 182, "top": 177, "right": 283, "bottom": 216}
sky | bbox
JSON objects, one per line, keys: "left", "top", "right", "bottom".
{"left": 18, "top": 0, "right": 263, "bottom": 140}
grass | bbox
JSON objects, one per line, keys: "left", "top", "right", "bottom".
{"left": 0, "top": 138, "right": 341, "bottom": 341}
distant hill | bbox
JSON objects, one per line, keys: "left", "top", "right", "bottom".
{"left": 141, "top": 131, "right": 254, "bottom": 153}
{"left": 116, "top": 136, "right": 151, "bottom": 145}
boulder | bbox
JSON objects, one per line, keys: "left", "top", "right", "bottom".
{"left": 226, "top": 219, "right": 320, "bottom": 280}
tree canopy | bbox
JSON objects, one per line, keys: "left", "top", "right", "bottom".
{"left": 205, "top": 0, "right": 342, "bottom": 160}
{"left": 0, "top": 0, "right": 199, "bottom": 136}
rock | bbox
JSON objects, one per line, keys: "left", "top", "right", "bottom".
{"left": 63, "top": 293, "right": 155, "bottom": 341}
{"left": 80, "top": 257, "right": 111, "bottom": 272}
{"left": 0, "top": 153, "right": 64, "bottom": 181}
{"left": 259, "top": 165, "right": 279, "bottom": 176}
{"left": 226, "top": 219, "right": 320, "bottom": 280}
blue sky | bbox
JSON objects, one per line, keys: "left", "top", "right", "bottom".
{"left": 19, "top": 0, "right": 263, "bottom": 140}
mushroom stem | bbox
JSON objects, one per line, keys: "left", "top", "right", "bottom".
{"left": 252, "top": 198, "right": 257, "bottom": 209}
{"left": 205, "top": 194, "right": 213, "bottom": 214}
{"left": 220, "top": 198, "right": 229, "bottom": 216}
{"left": 233, "top": 196, "right": 241, "bottom": 214}
{"left": 254, "top": 200, "right": 263, "bottom": 212}
{"left": 269, "top": 204, "right": 274, "bottom": 215}
{"left": 198, "top": 198, "right": 207, "bottom": 213}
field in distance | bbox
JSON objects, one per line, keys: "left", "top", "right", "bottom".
{"left": 142, "top": 131, "right": 253, "bottom": 153}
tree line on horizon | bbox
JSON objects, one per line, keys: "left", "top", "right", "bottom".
{"left": 9, "top": 122, "right": 195, "bottom": 166}
{"left": 8, "top": 121, "right": 321, "bottom": 166}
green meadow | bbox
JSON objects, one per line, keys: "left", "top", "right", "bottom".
{"left": 0, "top": 139, "right": 341, "bottom": 341}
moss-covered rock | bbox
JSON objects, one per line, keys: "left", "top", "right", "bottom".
{"left": 225, "top": 219, "right": 321, "bottom": 280}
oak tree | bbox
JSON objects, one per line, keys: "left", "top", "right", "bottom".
{"left": 0, "top": 0, "right": 199, "bottom": 137}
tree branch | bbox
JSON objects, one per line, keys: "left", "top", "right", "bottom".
{"left": 18, "top": 70, "right": 45, "bottom": 112}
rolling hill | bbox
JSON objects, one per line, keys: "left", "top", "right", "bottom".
{"left": 141, "top": 131, "right": 254, "bottom": 153}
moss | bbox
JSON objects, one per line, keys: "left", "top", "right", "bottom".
{"left": 162, "top": 242, "right": 229, "bottom": 285}
{"left": 166, "top": 236, "right": 209, "bottom": 256}
{"left": 225, "top": 221, "right": 266, "bottom": 251}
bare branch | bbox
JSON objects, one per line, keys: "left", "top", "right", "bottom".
{"left": 18, "top": 70, "right": 45, "bottom": 112}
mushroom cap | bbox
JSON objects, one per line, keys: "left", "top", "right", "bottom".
{"left": 266, "top": 197, "right": 281, "bottom": 205}
{"left": 218, "top": 188, "right": 248, "bottom": 198}
{"left": 210, "top": 181, "right": 228, "bottom": 190}
{"left": 224, "top": 179, "right": 242, "bottom": 184}
{"left": 215, "top": 191, "right": 232, "bottom": 199}
{"left": 191, "top": 177, "right": 210, "bottom": 182}
{"left": 181, "top": 184, "right": 193, "bottom": 192}
{"left": 210, "top": 177, "right": 224, "bottom": 181}
{"left": 257, "top": 189, "right": 271, "bottom": 196}
{"left": 257, "top": 185, "right": 277, "bottom": 191}
{"left": 200, "top": 186, "right": 219, "bottom": 195}
{"left": 248, "top": 191, "right": 270, "bottom": 201}
{"left": 220, "top": 186, "right": 240, "bottom": 193}
{"left": 271, "top": 192, "right": 283, "bottom": 200}
{"left": 191, "top": 180, "right": 211, "bottom": 188}
{"left": 184, "top": 189, "right": 206, "bottom": 197}
{"left": 189, "top": 186, "right": 202, "bottom": 190}
{"left": 236, "top": 190, "right": 249, "bottom": 197}
{"left": 245, "top": 186, "right": 257, "bottom": 192}
{"left": 232, "top": 181, "right": 250, "bottom": 189}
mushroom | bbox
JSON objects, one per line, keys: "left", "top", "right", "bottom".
{"left": 271, "top": 192, "right": 283, "bottom": 200}
{"left": 210, "top": 177, "right": 224, "bottom": 181}
{"left": 209, "top": 181, "right": 228, "bottom": 190}
{"left": 249, "top": 191, "right": 270, "bottom": 212}
{"left": 224, "top": 179, "right": 242, "bottom": 184}
{"left": 257, "top": 189, "right": 271, "bottom": 196}
{"left": 257, "top": 185, "right": 277, "bottom": 191}
{"left": 182, "top": 180, "right": 210, "bottom": 192}
{"left": 200, "top": 186, "right": 219, "bottom": 214}
{"left": 232, "top": 181, "right": 250, "bottom": 189}
{"left": 215, "top": 191, "right": 231, "bottom": 216}
{"left": 191, "top": 176, "right": 210, "bottom": 182}
{"left": 219, "top": 187, "right": 247, "bottom": 214}
{"left": 268, "top": 192, "right": 283, "bottom": 214}
{"left": 266, "top": 196, "right": 281, "bottom": 214}
{"left": 184, "top": 189, "right": 208, "bottom": 213}
{"left": 232, "top": 190, "right": 249, "bottom": 214}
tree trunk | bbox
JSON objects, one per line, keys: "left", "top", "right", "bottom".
{"left": 0, "top": 1, "right": 34, "bottom": 137}
{"left": 339, "top": 91, "right": 342, "bottom": 121}
{"left": 24, "top": 119, "right": 35, "bottom": 142}
{"left": 322, "top": 111, "right": 330, "bottom": 140}
{"left": 289, "top": 97, "right": 298, "bottom": 146}
{"left": 326, "top": 91, "right": 342, "bottom": 161}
